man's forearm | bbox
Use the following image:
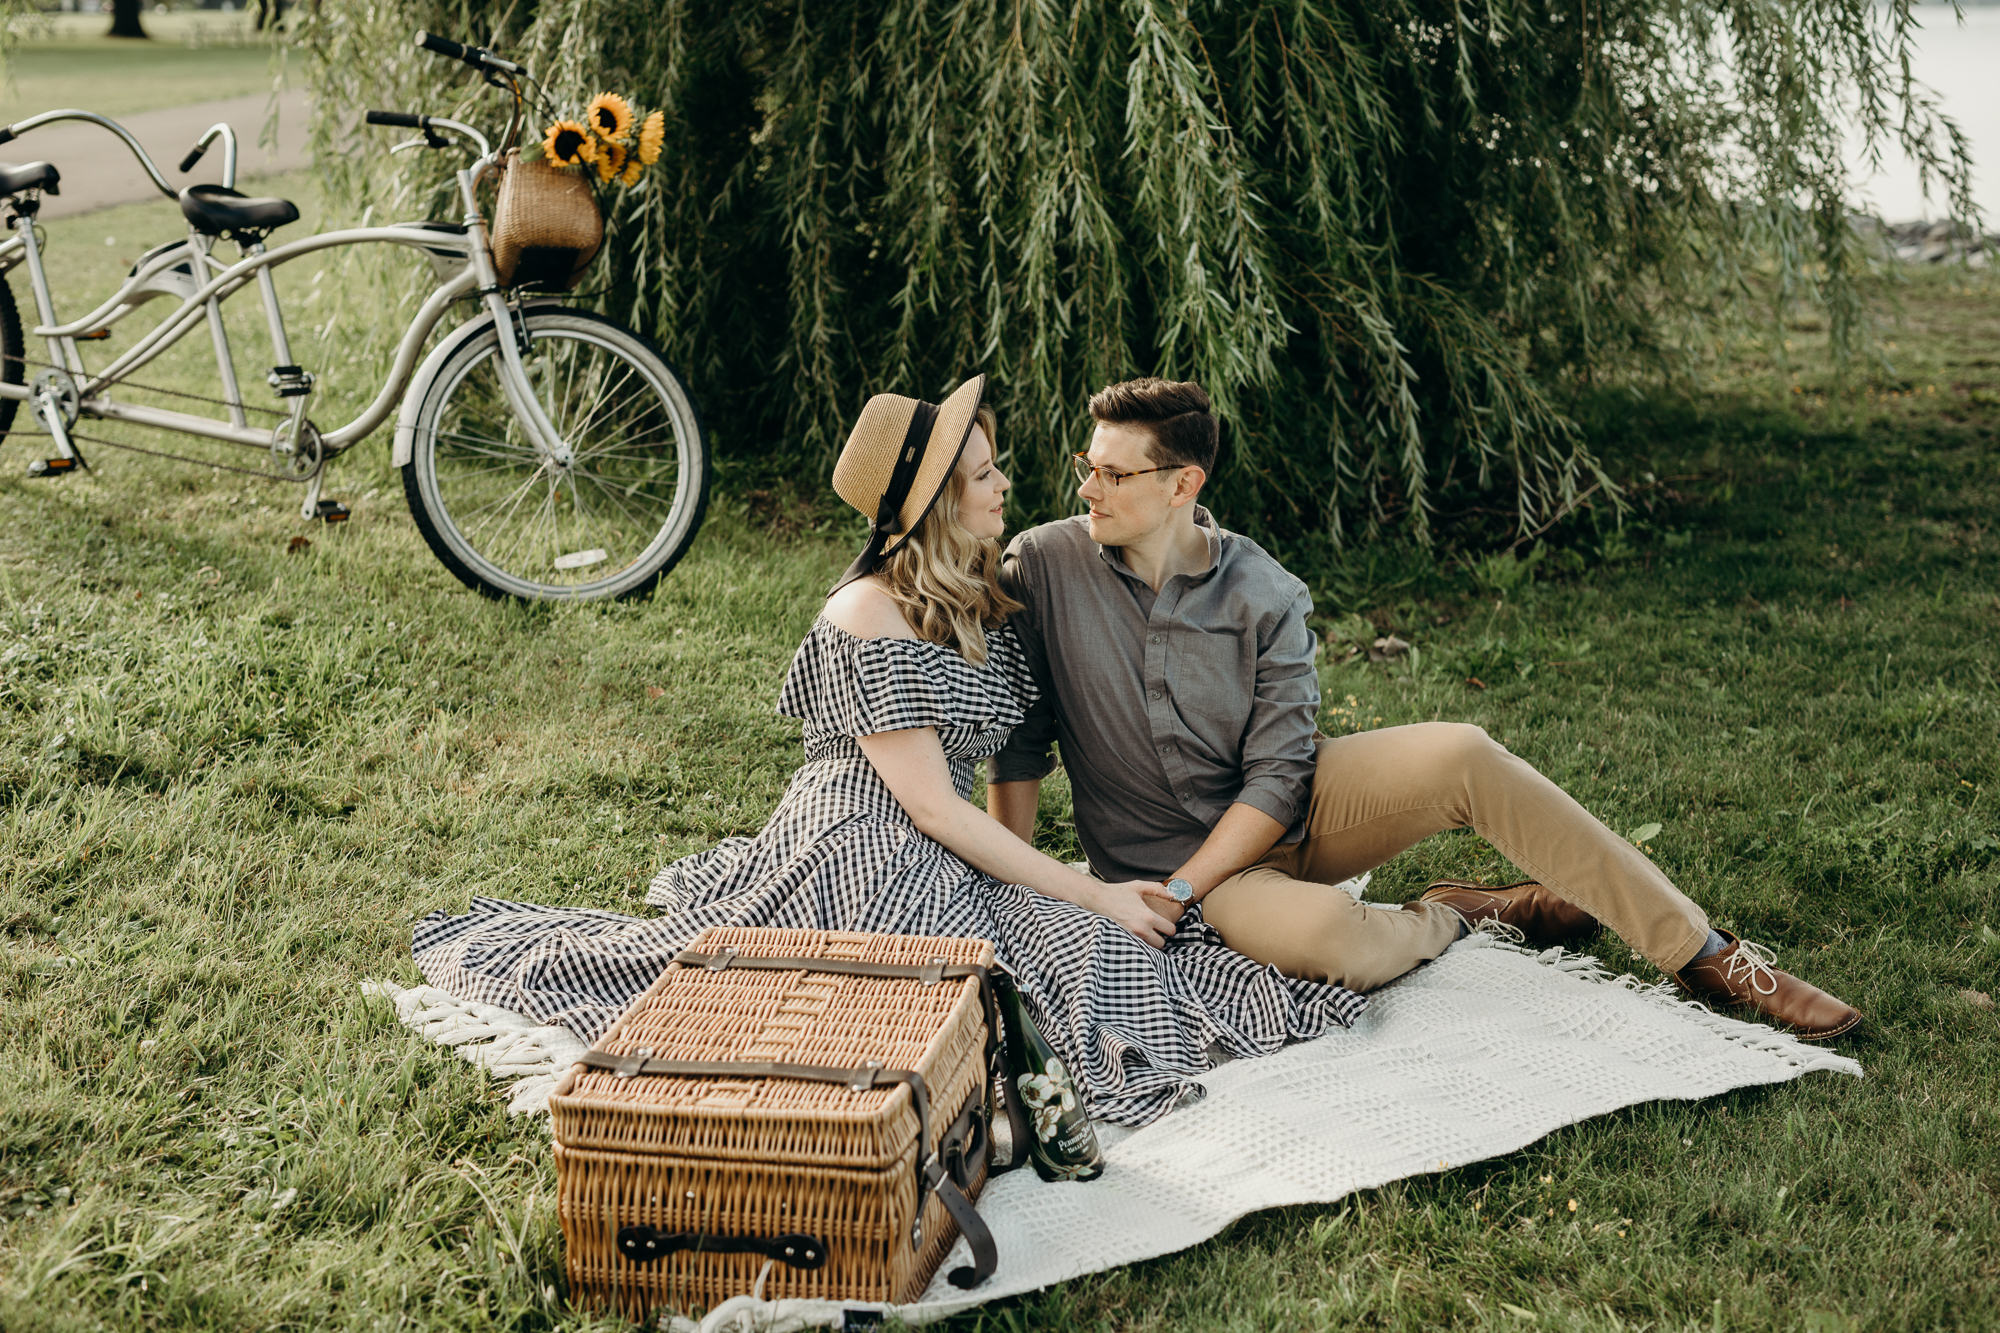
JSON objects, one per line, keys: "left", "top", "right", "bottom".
{"left": 1173, "top": 802, "right": 1288, "bottom": 901}
{"left": 987, "top": 780, "right": 1042, "bottom": 844}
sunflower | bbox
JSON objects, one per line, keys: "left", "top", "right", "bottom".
{"left": 620, "top": 151, "right": 644, "bottom": 187}
{"left": 541, "top": 119, "right": 596, "bottom": 169}
{"left": 595, "top": 139, "right": 630, "bottom": 184}
{"left": 636, "top": 109, "right": 665, "bottom": 165}
{"left": 585, "top": 92, "right": 635, "bottom": 144}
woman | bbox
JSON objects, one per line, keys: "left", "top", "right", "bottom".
{"left": 413, "top": 376, "right": 1362, "bottom": 1125}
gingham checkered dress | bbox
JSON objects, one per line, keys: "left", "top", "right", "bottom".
{"left": 412, "top": 618, "right": 1366, "bottom": 1126}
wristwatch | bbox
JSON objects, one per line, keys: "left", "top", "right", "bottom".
{"left": 1166, "top": 878, "right": 1195, "bottom": 903}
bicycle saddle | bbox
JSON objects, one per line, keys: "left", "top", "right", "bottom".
{"left": 0, "top": 161, "right": 60, "bottom": 196}
{"left": 178, "top": 183, "right": 299, "bottom": 238}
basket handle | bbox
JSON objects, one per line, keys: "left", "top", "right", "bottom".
{"left": 614, "top": 1226, "right": 826, "bottom": 1270}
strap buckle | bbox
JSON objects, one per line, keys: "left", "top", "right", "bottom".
{"left": 611, "top": 1046, "right": 655, "bottom": 1079}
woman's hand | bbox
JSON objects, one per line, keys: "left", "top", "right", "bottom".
{"left": 1074, "top": 878, "right": 1181, "bottom": 948}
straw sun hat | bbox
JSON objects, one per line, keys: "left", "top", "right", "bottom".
{"left": 829, "top": 374, "right": 987, "bottom": 590}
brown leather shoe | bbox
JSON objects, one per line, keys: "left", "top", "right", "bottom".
{"left": 1673, "top": 931, "right": 1861, "bottom": 1041}
{"left": 1419, "top": 879, "right": 1601, "bottom": 946}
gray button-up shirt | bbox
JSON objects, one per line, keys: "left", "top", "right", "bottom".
{"left": 991, "top": 510, "right": 1320, "bottom": 884}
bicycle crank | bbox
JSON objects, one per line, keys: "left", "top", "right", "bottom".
{"left": 26, "top": 368, "right": 85, "bottom": 478}
{"left": 269, "top": 416, "right": 325, "bottom": 481}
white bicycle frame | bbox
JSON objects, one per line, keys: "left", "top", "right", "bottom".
{"left": 0, "top": 108, "right": 573, "bottom": 518}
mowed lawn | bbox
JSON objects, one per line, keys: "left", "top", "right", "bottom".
{"left": 1, "top": 13, "right": 276, "bottom": 122}
{"left": 0, "top": 171, "right": 1997, "bottom": 1330}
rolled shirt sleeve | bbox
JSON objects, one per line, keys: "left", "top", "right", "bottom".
{"left": 1230, "top": 583, "right": 1320, "bottom": 832}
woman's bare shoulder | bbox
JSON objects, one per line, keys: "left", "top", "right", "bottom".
{"left": 823, "top": 578, "right": 918, "bottom": 641}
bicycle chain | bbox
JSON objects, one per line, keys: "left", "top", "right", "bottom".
{"left": 3, "top": 348, "right": 290, "bottom": 433}
{"left": 73, "top": 431, "right": 307, "bottom": 481}
{"left": 3, "top": 350, "right": 323, "bottom": 482}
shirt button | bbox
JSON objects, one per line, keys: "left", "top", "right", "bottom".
{"left": 1149, "top": 690, "right": 1163, "bottom": 701}
{"left": 1150, "top": 634, "right": 1163, "bottom": 644}
{"left": 1159, "top": 744, "right": 1174, "bottom": 755}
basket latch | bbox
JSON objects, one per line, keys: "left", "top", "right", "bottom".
{"left": 918, "top": 958, "right": 948, "bottom": 985}
{"left": 847, "top": 1059, "right": 885, "bottom": 1092}
{"left": 702, "top": 947, "right": 739, "bottom": 971}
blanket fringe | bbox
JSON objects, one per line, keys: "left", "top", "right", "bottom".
{"left": 361, "top": 979, "right": 589, "bottom": 1115}
{"left": 1450, "top": 935, "right": 1863, "bottom": 1078}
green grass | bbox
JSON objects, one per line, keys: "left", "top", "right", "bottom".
{"left": 2, "top": 12, "right": 277, "bottom": 121}
{"left": 0, "top": 178, "right": 1997, "bottom": 1331}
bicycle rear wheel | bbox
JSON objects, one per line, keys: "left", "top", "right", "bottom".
{"left": 0, "top": 277, "right": 22, "bottom": 443}
{"left": 402, "top": 308, "right": 711, "bottom": 601}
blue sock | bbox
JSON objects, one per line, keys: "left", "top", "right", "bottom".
{"left": 1692, "top": 929, "right": 1730, "bottom": 960}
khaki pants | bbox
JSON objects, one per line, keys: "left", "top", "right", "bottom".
{"left": 1199, "top": 723, "right": 1711, "bottom": 991}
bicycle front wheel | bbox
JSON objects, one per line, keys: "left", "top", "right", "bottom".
{"left": 402, "top": 309, "right": 711, "bottom": 601}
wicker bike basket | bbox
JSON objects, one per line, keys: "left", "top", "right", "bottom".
{"left": 550, "top": 927, "right": 1027, "bottom": 1322}
{"left": 489, "top": 148, "right": 603, "bottom": 291}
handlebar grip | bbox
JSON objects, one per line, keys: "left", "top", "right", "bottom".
{"left": 366, "top": 110, "right": 425, "bottom": 130}
{"left": 0, "top": 126, "right": 14, "bottom": 147}
{"left": 178, "top": 143, "right": 208, "bottom": 173}
{"left": 414, "top": 30, "right": 468, "bottom": 61}
{"left": 412, "top": 28, "right": 524, "bottom": 75}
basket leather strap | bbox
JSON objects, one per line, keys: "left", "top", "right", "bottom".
{"left": 667, "top": 948, "right": 1034, "bottom": 1175}
{"left": 929, "top": 1163, "right": 998, "bottom": 1289}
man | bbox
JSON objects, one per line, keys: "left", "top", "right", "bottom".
{"left": 988, "top": 377, "right": 1860, "bottom": 1039}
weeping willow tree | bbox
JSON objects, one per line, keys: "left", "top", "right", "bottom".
{"left": 293, "top": 0, "right": 1975, "bottom": 547}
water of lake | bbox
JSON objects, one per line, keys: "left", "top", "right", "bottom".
{"left": 1848, "top": 7, "right": 2000, "bottom": 223}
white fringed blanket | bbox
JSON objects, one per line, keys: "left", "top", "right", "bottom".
{"left": 364, "top": 933, "right": 1860, "bottom": 1333}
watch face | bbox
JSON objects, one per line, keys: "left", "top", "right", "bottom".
{"left": 1167, "top": 878, "right": 1194, "bottom": 902}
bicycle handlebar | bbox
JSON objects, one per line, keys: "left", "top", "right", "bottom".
{"left": 0, "top": 109, "right": 177, "bottom": 199}
{"left": 366, "top": 110, "right": 428, "bottom": 130}
{"left": 413, "top": 29, "right": 524, "bottom": 76}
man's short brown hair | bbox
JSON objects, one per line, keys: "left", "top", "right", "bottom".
{"left": 1087, "top": 378, "right": 1218, "bottom": 473}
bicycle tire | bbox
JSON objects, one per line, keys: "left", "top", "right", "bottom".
{"left": 401, "top": 308, "right": 711, "bottom": 601}
{"left": 0, "top": 277, "right": 21, "bottom": 443}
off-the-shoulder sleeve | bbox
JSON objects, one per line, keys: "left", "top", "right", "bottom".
{"left": 776, "top": 620, "right": 1028, "bottom": 737}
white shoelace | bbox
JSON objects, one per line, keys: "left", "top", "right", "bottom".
{"left": 1469, "top": 919, "right": 1528, "bottom": 947}
{"left": 1723, "top": 938, "right": 1782, "bottom": 996}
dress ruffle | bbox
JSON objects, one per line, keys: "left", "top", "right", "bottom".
{"left": 777, "top": 618, "right": 1033, "bottom": 748}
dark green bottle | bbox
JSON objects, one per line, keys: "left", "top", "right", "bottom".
{"left": 994, "top": 972, "right": 1104, "bottom": 1183}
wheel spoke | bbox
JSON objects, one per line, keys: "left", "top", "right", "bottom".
{"left": 412, "top": 320, "right": 705, "bottom": 599}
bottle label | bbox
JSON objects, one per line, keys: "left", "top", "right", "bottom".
{"left": 1017, "top": 1057, "right": 1081, "bottom": 1143}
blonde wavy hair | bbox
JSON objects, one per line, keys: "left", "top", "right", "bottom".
{"left": 875, "top": 406, "right": 1022, "bottom": 664}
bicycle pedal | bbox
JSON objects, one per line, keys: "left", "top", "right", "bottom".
{"left": 314, "top": 499, "right": 350, "bottom": 523}
{"left": 26, "top": 458, "right": 77, "bottom": 478}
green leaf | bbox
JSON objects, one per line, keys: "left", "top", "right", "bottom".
{"left": 1981, "top": 924, "right": 2000, "bottom": 954}
{"left": 1629, "top": 822, "right": 1663, "bottom": 846}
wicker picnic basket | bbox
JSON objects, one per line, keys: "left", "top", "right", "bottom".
{"left": 488, "top": 148, "right": 602, "bottom": 291}
{"left": 550, "top": 927, "right": 1025, "bottom": 1322}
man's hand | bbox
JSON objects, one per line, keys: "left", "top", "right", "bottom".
{"left": 1146, "top": 885, "right": 1189, "bottom": 924}
{"left": 1076, "top": 879, "right": 1182, "bottom": 948}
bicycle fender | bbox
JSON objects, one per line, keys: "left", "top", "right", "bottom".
{"left": 393, "top": 309, "right": 500, "bottom": 468}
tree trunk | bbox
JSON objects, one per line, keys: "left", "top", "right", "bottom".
{"left": 107, "top": 0, "right": 148, "bottom": 39}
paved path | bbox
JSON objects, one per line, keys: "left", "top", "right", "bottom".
{"left": 4, "top": 87, "right": 311, "bottom": 219}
